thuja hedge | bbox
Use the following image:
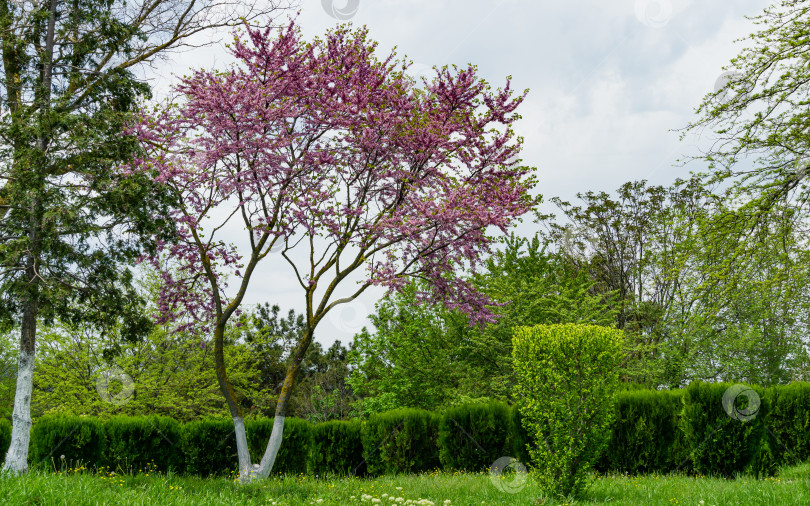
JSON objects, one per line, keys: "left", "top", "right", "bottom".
{"left": 16, "top": 381, "right": 810, "bottom": 477}
{"left": 0, "top": 418, "right": 10, "bottom": 465}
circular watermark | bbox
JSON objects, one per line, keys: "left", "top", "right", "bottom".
{"left": 408, "top": 62, "right": 436, "bottom": 88}
{"left": 322, "top": 0, "right": 360, "bottom": 20}
{"left": 489, "top": 456, "right": 528, "bottom": 494}
{"left": 328, "top": 300, "right": 368, "bottom": 334}
{"left": 96, "top": 366, "right": 135, "bottom": 406}
{"left": 635, "top": 0, "right": 672, "bottom": 28}
{"left": 714, "top": 71, "right": 752, "bottom": 105}
{"left": 722, "top": 384, "right": 760, "bottom": 422}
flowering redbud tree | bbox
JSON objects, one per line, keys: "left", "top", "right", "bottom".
{"left": 129, "top": 20, "right": 537, "bottom": 481}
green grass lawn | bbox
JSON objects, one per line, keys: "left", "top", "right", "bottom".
{"left": 1, "top": 462, "right": 809, "bottom": 505}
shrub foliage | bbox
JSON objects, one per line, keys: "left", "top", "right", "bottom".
{"left": 680, "top": 381, "right": 767, "bottom": 477}
{"left": 30, "top": 415, "right": 106, "bottom": 469}
{"left": 361, "top": 408, "right": 440, "bottom": 476}
{"left": 102, "top": 416, "right": 184, "bottom": 474}
{"left": 309, "top": 420, "right": 365, "bottom": 476}
{"left": 512, "top": 323, "right": 624, "bottom": 498}
{"left": 438, "top": 401, "right": 512, "bottom": 472}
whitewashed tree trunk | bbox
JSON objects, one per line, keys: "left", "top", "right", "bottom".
{"left": 233, "top": 415, "right": 285, "bottom": 482}
{"left": 233, "top": 416, "right": 253, "bottom": 482}
{"left": 256, "top": 415, "right": 285, "bottom": 479}
{"left": 2, "top": 349, "right": 34, "bottom": 475}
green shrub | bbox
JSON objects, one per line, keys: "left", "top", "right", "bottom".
{"left": 438, "top": 401, "right": 512, "bottom": 472}
{"left": 179, "top": 417, "right": 236, "bottom": 477}
{"left": 512, "top": 323, "right": 624, "bottom": 499}
{"left": 309, "top": 419, "right": 364, "bottom": 476}
{"left": 361, "top": 408, "right": 440, "bottom": 476}
{"left": 0, "top": 418, "right": 10, "bottom": 466}
{"left": 30, "top": 415, "right": 105, "bottom": 469}
{"left": 246, "top": 417, "right": 312, "bottom": 475}
{"left": 102, "top": 416, "right": 183, "bottom": 474}
{"left": 597, "top": 389, "right": 687, "bottom": 474}
{"left": 680, "top": 381, "right": 767, "bottom": 477}
{"left": 756, "top": 382, "right": 810, "bottom": 475}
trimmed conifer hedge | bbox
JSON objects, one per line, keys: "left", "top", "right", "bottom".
{"left": 102, "top": 415, "right": 184, "bottom": 474}
{"left": 0, "top": 418, "right": 10, "bottom": 465}
{"left": 29, "top": 415, "right": 106, "bottom": 469}
{"left": 680, "top": 381, "right": 767, "bottom": 478}
{"left": 757, "top": 382, "right": 810, "bottom": 475}
{"left": 361, "top": 408, "right": 440, "bottom": 476}
{"left": 438, "top": 401, "right": 512, "bottom": 472}
{"left": 14, "top": 381, "right": 809, "bottom": 478}
{"left": 179, "top": 417, "right": 237, "bottom": 477}
{"left": 597, "top": 389, "right": 687, "bottom": 474}
{"left": 309, "top": 419, "right": 365, "bottom": 476}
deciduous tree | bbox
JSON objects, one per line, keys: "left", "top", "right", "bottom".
{"left": 130, "top": 20, "right": 536, "bottom": 481}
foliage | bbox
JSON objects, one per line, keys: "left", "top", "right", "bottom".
{"left": 680, "top": 381, "right": 767, "bottom": 477}
{"left": 682, "top": 0, "right": 810, "bottom": 216}
{"left": 29, "top": 415, "right": 106, "bottom": 469}
{"left": 546, "top": 178, "right": 810, "bottom": 387}
{"left": 30, "top": 311, "right": 271, "bottom": 422}
{"left": 102, "top": 416, "right": 184, "bottom": 474}
{"left": 179, "top": 417, "right": 237, "bottom": 478}
{"left": 756, "top": 382, "right": 810, "bottom": 475}
{"left": 361, "top": 408, "right": 440, "bottom": 476}
{"left": 348, "top": 282, "right": 466, "bottom": 415}
{"left": 308, "top": 420, "right": 365, "bottom": 476}
{"left": 596, "top": 389, "right": 687, "bottom": 474}
{"left": 512, "top": 323, "right": 624, "bottom": 498}
{"left": 349, "top": 235, "right": 615, "bottom": 416}
{"left": 0, "top": 332, "right": 14, "bottom": 420}
{"left": 509, "top": 403, "right": 533, "bottom": 467}
{"left": 437, "top": 401, "right": 512, "bottom": 472}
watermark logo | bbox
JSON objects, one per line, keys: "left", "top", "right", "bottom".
{"left": 489, "top": 456, "right": 528, "bottom": 494}
{"left": 95, "top": 366, "right": 135, "bottom": 406}
{"left": 722, "top": 384, "right": 760, "bottom": 422}
{"left": 635, "top": 0, "right": 672, "bottom": 28}
{"left": 328, "top": 299, "right": 368, "bottom": 334}
{"left": 714, "top": 71, "right": 752, "bottom": 105}
{"left": 322, "top": 0, "right": 360, "bottom": 20}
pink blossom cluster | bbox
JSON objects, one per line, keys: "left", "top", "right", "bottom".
{"left": 127, "top": 20, "right": 536, "bottom": 330}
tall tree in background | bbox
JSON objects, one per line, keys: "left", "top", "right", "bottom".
{"left": 683, "top": 0, "right": 810, "bottom": 217}
{"left": 546, "top": 178, "right": 810, "bottom": 386}
{"left": 546, "top": 180, "right": 715, "bottom": 383}
{"left": 0, "top": 0, "right": 291, "bottom": 475}
{"left": 678, "top": 0, "right": 810, "bottom": 384}
{"left": 130, "top": 21, "right": 536, "bottom": 481}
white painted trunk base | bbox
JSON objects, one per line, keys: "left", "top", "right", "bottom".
{"left": 233, "top": 415, "right": 286, "bottom": 483}
{"left": 3, "top": 350, "right": 35, "bottom": 475}
{"left": 258, "top": 416, "right": 285, "bottom": 479}
{"left": 233, "top": 416, "right": 253, "bottom": 482}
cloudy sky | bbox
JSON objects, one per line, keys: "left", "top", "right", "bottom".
{"left": 148, "top": 0, "right": 772, "bottom": 347}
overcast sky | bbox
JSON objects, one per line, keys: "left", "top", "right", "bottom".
{"left": 146, "top": 0, "right": 773, "bottom": 348}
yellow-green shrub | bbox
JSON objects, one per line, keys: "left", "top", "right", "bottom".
{"left": 512, "top": 324, "right": 624, "bottom": 499}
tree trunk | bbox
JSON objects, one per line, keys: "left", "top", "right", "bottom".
{"left": 2, "top": 0, "right": 58, "bottom": 474}
{"left": 212, "top": 320, "right": 255, "bottom": 482}
{"left": 255, "top": 327, "right": 314, "bottom": 480}
{"left": 2, "top": 299, "right": 37, "bottom": 475}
